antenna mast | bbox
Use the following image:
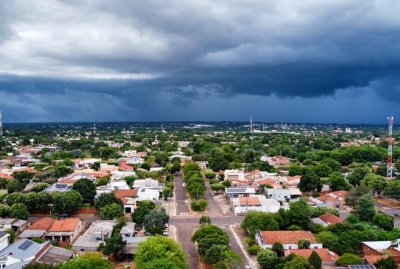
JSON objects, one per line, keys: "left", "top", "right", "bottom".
{"left": 387, "top": 115, "right": 394, "bottom": 179}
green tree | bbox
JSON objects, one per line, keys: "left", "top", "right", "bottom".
{"left": 241, "top": 211, "right": 279, "bottom": 237}
{"left": 335, "top": 253, "right": 363, "bottom": 266}
{"left": 0, "top": 178, "right": 8, "bottom": 189}
{"left": 272, "top": 242, "right": 284, "bottom": 257}
{"left": 284, "top": 256, "right": 311, "bottom": 269}
{"left": 348, "top": 167, "right": 369, "bottom": 186}
{"left": 287, "top": 199, "right": 312, "bottom": 229}
{"left": 329, "top": 172, "right": 349, "bottom": 191}
{"left": 9, "top": 203, "right": 29, "bottom": 220}
{"left": 143, "top": 208, "right": 169, "bottom": 235}
{"left": 346, "top": 183, "right": 370, "bottom": 206}
{"left": 59, "top": 252, "right": 113, "bottom": 269}
{"left": 100, "top": 203, "right": 124, "bottom": 220}
{"left": 384, "top": 180, "right": 400, "bottom": 202}
{"left": 0, "top": 205, "right": 9, "bottom": 217}
{"left": 199, "top": 215, "right": 211, "bottom": 225}
{"left": 95, "top": 192, "right": 122, "bottom": 210}
{"left": 257, "top": 249, "right": 277, "bottom": 269}
{"left": 135, "top": 236, "right": 188, "bottom": 269}
{"left": 192, "top": 225, "right": 228, "bottom": 244}
{"left": 6, "top": 192, "right": 25, "bottom": 206}
{"left": 355, "top": 193, "right": 376, "bottom": 221}
{"left": 162, "top": 187, "right": 173, "bottom": 200}
{"left": 7, "top": 179, "right": 24, "bottom": 193}
{"left": 54, "top": 165, "right": 73, "bottom": 177}
{"left": 98, "top": 233, "right": 126, "bottom": 258}
{"left": 374, "top": 256, "right": 397, "bottom": 269}
{"left": 132, "top": 200, "right": 156, "bottom": 225}
{"left": 298, "top": 238, "right": 311, "bottom": 249}
{"left": 198, "top": 234, "right": 230, "bottom": 256}
{"left": 204, "top": 245, "right": 229, "bottom": 264}
{"left": 52, "top": 190, "right": 83, "bottom": 215}
{"left": 372, "top": 213, "right": 394, "bottom": 230}
{"left": 299, "top": 170, "right": 321, "bottom": 192}
{"left": 308, "top": 251, "right": 322, "bottom": 269}
{"left": 73, "top": 178, "right": 96, "bottom": 203}
{"left": 288, "top": 164, "right": 303, "bottom": 176}
{"left": 362, "top": 174, "right": 387, "bottom": 196}
{"left": 316, "top": 231, "right": 339, "bottom": 252}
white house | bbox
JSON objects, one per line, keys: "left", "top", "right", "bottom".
{"left": 133, "top": 178, "right": 164, "bottom": 191}
{"left": 224, "top": 169, "right": 245, "bottom": 181}
{"left": 266, "top": 188, "right": 302, "bottom": 202}
{"left": 136, "top": 188, "right": 160, "bottom": 202}
{"left": 256, "top": 230, "right": 323, "bottom": 250}
{"left": 0, "top": 231, "right": 9, "bottom": 252}
{"left": 230, "top": 195, "right": 280, "bottom": 215}
{"left": 96, "top": 180, "right": 130, "bottom": 197}
{"left": 111, "top": 171, "right": 136, "bottom": 180}
{"left": 224, "top": 187, "right": 256, "bottom": 199}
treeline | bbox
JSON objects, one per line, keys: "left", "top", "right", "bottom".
{"left": 182, "top": 162, "right": 208, "bottom": 211}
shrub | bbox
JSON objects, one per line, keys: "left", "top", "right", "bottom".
{"left": 247, "top": 245, "right": 261, "bottom": 255}
{"left": 336, "top": 253, "right": 363, "bottom": 266}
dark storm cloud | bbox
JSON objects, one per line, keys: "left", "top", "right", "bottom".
{"left": 1, "top": 0, "right": 400, "bottom": 122}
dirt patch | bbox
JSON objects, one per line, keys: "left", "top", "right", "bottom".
{"left": 76, "top": 207, "right": 98, "bottom": 214}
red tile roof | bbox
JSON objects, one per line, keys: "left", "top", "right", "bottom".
{"left": 284, "top": 248, "right": 339, "bottom": 263}
{"left": 114, "top": 189, "right": 138, "bottom": 199}
{"left": 29, "top": 217, "right": 56, "bottom": 230}
{"left": 114, "top": 189, "right": 138, "bottom": 205}
{"left": 364, "top": 255, "right": 386, "bottom": 265}
{"left": 319, "top": 213, "right": 344, "bottom": 225}
{"left": 48, "top": 218, "right": 81, "bottom": 232}
{"left": 260, "top": 231, "right": 318, "bottom": 244}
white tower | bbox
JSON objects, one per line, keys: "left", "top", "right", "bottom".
{"left": 250, "top": 117, "right": 253, "bottom": 133}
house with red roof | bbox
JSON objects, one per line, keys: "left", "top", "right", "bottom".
{"left": 284, "top": 248, "right": 339, "bottom": 267}
{"left": 256, "top": 230, "right": 323, "bottom": 250}
{"left": 312, "top": 212, "right": 344, "bottom": 227}
{"left": 45, "top": 218, "right": 84, "bottom": 244}
{"left": 114, "top": 189, "right": 139, "bottom": 213}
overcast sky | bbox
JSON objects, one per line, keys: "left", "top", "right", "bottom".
{"left": 0, "top": 0, "right": 399, "bottom": 123}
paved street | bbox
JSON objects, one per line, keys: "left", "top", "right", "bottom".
{"left": 171, "top": 173, "right": 250, "bottom": 269}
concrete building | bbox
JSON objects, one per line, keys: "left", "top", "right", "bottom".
{"left": 72, "top": 220, "right": 116, "bottom": 252}
{"left": 265, "top": 188, "right": 302, "bottom": 202}
{"left": 230, "top": 195, "right": 280, "bottom": 215}
{"left": 132, "top": 178, "right": 164, "bottom": 191}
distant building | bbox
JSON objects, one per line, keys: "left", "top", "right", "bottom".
{"left": 132, "top": 178, "right": 164, "bottom": 191}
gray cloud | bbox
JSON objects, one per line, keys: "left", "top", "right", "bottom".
{"left": 0, "top": 1, "right": 400, "bottom": 122}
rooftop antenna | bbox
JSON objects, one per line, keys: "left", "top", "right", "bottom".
{"left": 387, "top": 115, "right": 394, "bottom": 179}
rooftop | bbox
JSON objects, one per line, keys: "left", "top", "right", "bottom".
{"left": 48, "top": 218, "right": 80, "bottom": 232}
{"left": 259, "top": 230, "right": 318, "bottom": 244}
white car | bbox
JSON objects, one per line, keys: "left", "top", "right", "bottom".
{"left": 182, "top": 183, "right": 186, "bottom": 187}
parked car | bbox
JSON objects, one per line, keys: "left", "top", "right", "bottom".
{"left": 182, "top": 183, "right": 186, "bottom": 187}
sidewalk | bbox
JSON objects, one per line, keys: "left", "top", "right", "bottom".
{"left": 162, "top": 197, "right": 177, "bottom": 217}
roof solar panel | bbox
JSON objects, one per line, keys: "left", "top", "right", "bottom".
{"left": 18, "top": 240, "right": 33, "bottom": 250}
{"left": 348, "top": 265, "right": 376, "bottom": 269}
{"left": 55, "top": 184, "right": 67, "bottom": 188}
